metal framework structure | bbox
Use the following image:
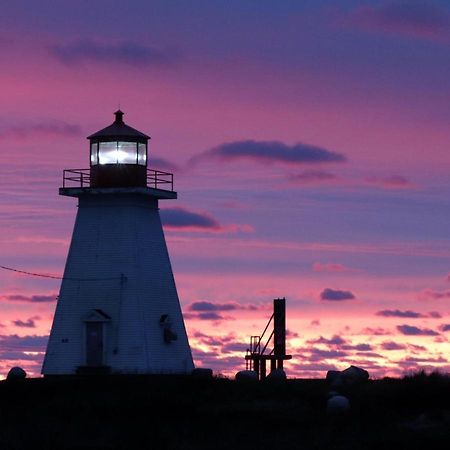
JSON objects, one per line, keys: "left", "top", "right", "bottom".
{"left": 245, "top": 298, "right": 292, "bottom": 379}
{"left": 62, "top": 168, "right": 174, "bottom": 191}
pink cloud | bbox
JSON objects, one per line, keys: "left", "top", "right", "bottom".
{"left": 360, "top": 327, "right": 392, "bottom": 336}
{"left": 288, "top": 170, "right": 338, "bottom": 185}
{"left": 312, "top": 262, "right": 355, "bottom": 273}
{"left": 419, "top": 289, "right": 450, "bottom": 300}
{"left": 364, "top": 175, "right": 414, "bottom": 190}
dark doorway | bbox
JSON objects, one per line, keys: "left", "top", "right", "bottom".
{"left": 86, "top": 322, "right": 103, "bottom": 366}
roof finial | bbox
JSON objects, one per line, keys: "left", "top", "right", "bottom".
{"left": 114, "top": 109, "right": 124, "bottom": 124}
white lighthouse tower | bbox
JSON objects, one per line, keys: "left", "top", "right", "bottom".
{"left": 42, "top": 111, "right": 194, "bottom": 375}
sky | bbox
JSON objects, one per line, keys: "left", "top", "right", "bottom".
{"left": 1, "top": 0, "right": 450, "bottom": 379}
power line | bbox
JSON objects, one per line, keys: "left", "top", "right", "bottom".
{"left": 0, "top": 265, "right": 122, "bottom": 282}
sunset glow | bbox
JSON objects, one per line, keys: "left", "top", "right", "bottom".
{"left": 1, "top": 0, "right": 450, "bottom": 379}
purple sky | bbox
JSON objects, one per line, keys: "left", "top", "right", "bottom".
{"left": 1, "top": 0, "right": 450, "bottom": 378}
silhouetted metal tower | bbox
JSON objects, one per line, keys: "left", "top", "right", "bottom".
{"left": 245, "top": 298, "right": 292, "bottom": 379}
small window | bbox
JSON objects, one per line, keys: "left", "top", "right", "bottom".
{"left": 159, "top": 314, "right": 169, "bottom": 324}
{"left": 99, "top": 142, "right": 118, "bottom": 164}
{"left": 90, "top": 143, "right": 98, "bottom": 165}
{"left": 138, "top": 143, "right": 147, "bottom": 166}
{"left": 117, "top": 142, "right": 137, "bottom": 164}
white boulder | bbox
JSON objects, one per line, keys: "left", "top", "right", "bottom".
{"left": 327, "top": 365, "right": 369, "bottom": 388}
{"left": 327, "top": 394, "right": 350, "bottom": 414}
{"left": 235, "top": 370, "right": 258, "bottom": 382}
{"left": 267, "top": 368, "right": 287, "bottom": 381}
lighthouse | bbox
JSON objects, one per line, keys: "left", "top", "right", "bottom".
{"left": 42, "top": 111, "right": 194, "bottom": 375}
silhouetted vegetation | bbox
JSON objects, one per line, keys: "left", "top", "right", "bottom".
{"left": 0, "top": 371, "right": 449, "bottom": 449}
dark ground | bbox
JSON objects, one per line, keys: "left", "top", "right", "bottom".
{"left": 1, "top": 372, "right": 449, "bottom": 450}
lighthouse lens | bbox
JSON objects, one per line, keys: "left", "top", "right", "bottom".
{"left": 138, "top": 143, "right": 146, "bottom": 166}
{"left": 98, "top": 141, "right": 139, "bottom": 164}
{"left": 90, "top": 143, "right": 98, "bottom": 165}
{"left": 99, "top": 142, "right": 118, "bottom": 164}
{"left": 117, "top": 142, "right": 137, "bottom": 164}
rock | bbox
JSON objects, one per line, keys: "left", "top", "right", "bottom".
{"left": 191, "top": 368, "right": 213, "bottom": 379}
{"left": 327, "top": 394, "right": 350, "bottom": 414}
{"left": 326, "top": 370, "right": 344, "bottom": 389}
{"left": 235, "top": 370, "right": 258, "bottom": 382}
{"left": 326, "top": 370, "right": 341, "bottom": 381}
{"left": 7, "top": 366, "right": 27, "bottom": 380}
{"left": 341, "top": 365, "right": 369, "bottom": 384}
{"left": 266, "top": 369, "right": 286, "bottom": 381}
{"left": 326, "top": 365, "right": 369, "bottom": 388}
{"left": 326, "top": 370, "right": 341, "bottom": 382}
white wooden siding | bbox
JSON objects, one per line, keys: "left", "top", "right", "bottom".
{"left": 42, "top": 192, "right": 194, "bottom": 375}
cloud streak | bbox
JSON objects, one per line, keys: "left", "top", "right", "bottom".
{"left": 12, "top": 316, "right": 39, "bottom": 328}
{"left": 161, "top": 207, "right": 252, "bottom": 233}
{"left": 376, "top": 309, "right": 441, "bottom": 319}
{"left": 289, "top": 171, "right": 338, "bottom": 185}
{"left": 188, "top": 301, "right": 260, "bottom": 312}
{"left": 397, "top": 324, "right": 439, "bottom": 336}
{"left": 380, "top": 341, "right": 406, "bottom": 351}
{"left": 320, "top": 288, "right": 355, "bottom": 301}
{"left": 349, "top": 1, "right": 450, "bottom": 41}
{"left": 190, "top": 140, "right": 347, "bottom": 166}
{"left": 150, "top": 157, "right": 179, "bottom": 172}
{"left": 161, "top": 207, "right": 221, "bottom": 231}
{"left": 0, "top": 122, "right": 81, "bottom": 141}
{"left": 50, "top": 40, "right": 182, "bottom": 67}
{"left": 184, "top": 312, "right": 232, "bottom": 321}
{"left": 0, "top": 334, "right": 48, "bottom": 351}
{"left": 419, "top": 289, "right": 450, "bottom": 300}
{"left": 312, "top": 262, "right": 354, "bottom": 273}
{"left": 1, "top": 294, "right": 57, "bottom": 303}
{"left": 308, "top": 335, "right": 346, "bottom": 345}
{"left": 364, "top": 175, "right": 414, "bottom": 190}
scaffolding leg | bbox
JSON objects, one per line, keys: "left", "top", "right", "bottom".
{"left": 260, "top": 359, "right": 267, "bottom": 380}
{"left": 270, "top": 359, "right": 276, "bottom": 373}
{"left": 253, "top": 358, "right": 260, "bottom": 377}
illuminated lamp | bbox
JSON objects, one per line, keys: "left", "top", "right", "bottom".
{"left": 89, "top": 110, "right": 149, "bottom": 188}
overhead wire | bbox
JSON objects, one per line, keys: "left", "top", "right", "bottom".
{"left": 0, "top": 264, "right": 122, "bottom": 281}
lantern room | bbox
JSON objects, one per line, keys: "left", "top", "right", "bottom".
{"left": 88, "top": 110, "right": 150, "bottom": 188}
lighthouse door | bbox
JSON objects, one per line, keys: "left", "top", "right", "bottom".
{"left": 86, "top": 322, "right": 104, "bottom": 366}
